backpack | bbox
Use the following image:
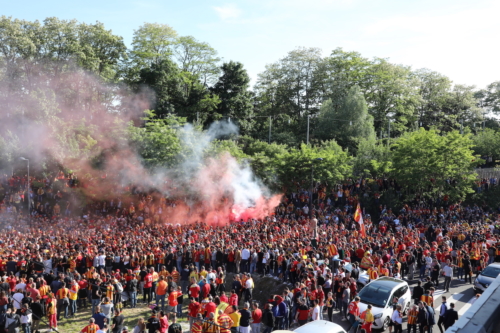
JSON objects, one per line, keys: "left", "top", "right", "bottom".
{"left": 115, "top": 282, "right": 124, "bottom": 293}
{"left": 426, "top": 305, "right": 436, "bottom": 325}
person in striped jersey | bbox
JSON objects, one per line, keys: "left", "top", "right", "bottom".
{"left": 407, "top": 304, "right": 419, "bottom": 333}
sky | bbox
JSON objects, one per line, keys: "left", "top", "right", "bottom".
{"left": 2, "top": 0, "right": 499, "bottom": 88}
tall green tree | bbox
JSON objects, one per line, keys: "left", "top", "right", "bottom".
{"left": 316, "top": 85, "right": 375, "bottom": 152}
{"left": 173, "top": 36, "right": 221, "bottom": 86}
{"left": 210, "top": 61, "right": 254, "bottom": 134}
{"left": 274, "top": 141, "right": 352, "bottom": 191}
{"left": 255, "top": 47, "right": 323, "bottom": 119}
{"left": 391, "top": 129, "right": 480, "bottom": 201}
{"left": 364, "top": 59, "right": 421, "bottom": 136}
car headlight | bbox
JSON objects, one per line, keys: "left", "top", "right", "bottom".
{"left": 374, "top": 313, "right": 383, "bottom": 319}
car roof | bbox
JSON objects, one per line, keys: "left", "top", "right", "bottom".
{"left": 366, "top": 277, "right": 406, "bottom": 289}
{"left": 486, "top": 263, "right": 500, "bottom": 268}
{"left": 293, "top": 320, "right": 347, "bottom": 333}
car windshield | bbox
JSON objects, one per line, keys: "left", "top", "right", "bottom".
{"left": 481, "top": 266, "right": 500, "bottom": 278}
{"left": 358, "top": 283, "right": 393, "bottom": 308}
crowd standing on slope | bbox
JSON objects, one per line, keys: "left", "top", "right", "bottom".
{"left": 0, "top": 173, "right": 499, "bottom": 333}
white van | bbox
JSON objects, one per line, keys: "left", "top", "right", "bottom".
{"left": 293, "top": 320, "right": 347, "bottom": 333}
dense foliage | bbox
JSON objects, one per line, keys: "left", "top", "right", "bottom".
{"left": 1, "top": 16, "right": 499, "bottom": 205}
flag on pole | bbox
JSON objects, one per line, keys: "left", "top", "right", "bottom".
{"left": 354, "top": 203, "right": 366, "bottom": 238}
{"left": 327, "top": 243, "right": 338, "bottom": 257}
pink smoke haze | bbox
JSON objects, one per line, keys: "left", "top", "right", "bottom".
{"left": 0, "top": 62, "right": 282, "bottom": 226}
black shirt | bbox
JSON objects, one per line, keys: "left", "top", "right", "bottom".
{"left": 112, "top": 314, "right": 124, "bottom": 333}
{"left": 240, "top": 308, "right": 251, "bottom": 327}
{"left": 146, "top": 316, "right": 160, "bottom": 333}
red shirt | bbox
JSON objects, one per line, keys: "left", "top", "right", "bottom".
{"left": 251, "top": 309, "right": 262, "bottom": 323}
{"left": 168, "top": 291, "right": 181, "bottom": 306}
{"left": 189, "top": 284, "right": 200, "bottom": 298}
{"left": 144, "top": 273, "right": 153, "bottom": 288}
{"left": 297, "top": 307, "right": 309, "bottom": 321}
{"left": 189, "top": 302, "right": 201, "bottom": 317}
{"left": 348, "top": 301, "right": 360, "bottom": 316}
{"left": 202, "top": 283, "right": 211, "bottom": 298}
{"left": 229, "top": 294, "right": 238, "bottom": 306}
{"left": 159, "top": 315, "right": 169, "bottom": 333}
{"left": 205, "top": 302, "right": 216, "bottom": 317}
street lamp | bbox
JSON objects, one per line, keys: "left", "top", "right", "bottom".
{"left": 309, "top": 158, "right": 324, "bottom": 219}
{"left": 20, "top": 157, "right": 30, "bottom": 216}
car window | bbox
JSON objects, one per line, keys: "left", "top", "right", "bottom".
{"left": 481, "top": 266, "right": 500, "bottom": 278}
{"left": 393, "top": 287, "right": 404, "bottom": 298}
{"left": 358, "top": 283, "right": 392, "bottom": 308}
{"left": 400, "top": 286, "right": 408, "bottom": 295}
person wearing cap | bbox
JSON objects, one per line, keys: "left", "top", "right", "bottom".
{"left": 146, "top": 310, "right": 160, "bottom": 333}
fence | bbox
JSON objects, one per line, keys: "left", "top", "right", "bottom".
{"left": 475, "top": 167, "right": 500, "bottom": 179}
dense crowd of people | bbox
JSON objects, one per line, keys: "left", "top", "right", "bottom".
{"left": 0, "top": 172, "right": 499, "bottom": 333}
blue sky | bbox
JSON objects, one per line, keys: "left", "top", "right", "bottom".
{"left": 3, "top": 0, "right": 499, "bottom": 88}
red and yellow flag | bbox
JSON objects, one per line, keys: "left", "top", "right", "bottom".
{"left": 354, "top": 204, "right": 366, "bottom": 238}
{"left": 327, "top": 244, "right": 338, "bottom": 257}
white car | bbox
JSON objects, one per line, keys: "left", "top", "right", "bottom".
{"left": 343, "top": 263, "right": 369, "bottom": 289}
{"left": 357, "top": 277, "right": 411, "bottom": 330}
{"left": 293, "top": 320, "right": 347, "bottom": 333}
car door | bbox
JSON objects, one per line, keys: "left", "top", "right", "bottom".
{"left": 392, "top": 286, "right": 409, "bottom": 311}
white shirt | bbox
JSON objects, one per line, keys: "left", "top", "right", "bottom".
{"left": 207, "top": 272, "right": 216, "bottom": 282}
{"left": 12, "top": 292, "right": 24, "bottom": 310}
{"left": 391, "top": 310, "right": 403, "bottom": 324}
{"left": 443, "top": 265, "right": 453, "bottom": 277}
{"left": 245, "top": 278, "right": 253, "bottom": 289}
{"left": 15, "top": 282, "right": 26, "bottom": 291}
{"left": 312, "top": 306, "right": 320, "bottom": 320}
{"left": 43, "top": 259, "right": 52, "bottom": 273}
{"left": 241, "top": 249, "right": 251, "bottom": 260}
{"left": 21, "top": 312, "right": 32, "bottom": 324}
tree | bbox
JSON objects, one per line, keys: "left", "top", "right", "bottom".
{"left": 481, "top": 81, "right": 500, "bottom": 113}
{"left": 173, "top": 36, "right": 221, "bottom": 86}
{"left": 210, "top": 61, "right": 254, "bottom": 134}
{"left": 319, "top": 48, "right": 372, "bottom": 111}
{"left": 316, "top": 85, "right": 375, "bottom": 152}
{"left": 77, "top": 21, "right": 127, "bottom": 81}
{"left": 353, "top": 137, "right": 392, "bottom": 177}
{"left": 129, "top": 23, "right": 177, "bottom": 67}
{"left": 364, "top": 59, "right": 421, "bottom": 136}
{"left": 391, "top": 129, "right": 480, "bottom": 201}
{"left": 255, "top": 47, "right": 323, "bottom": 119}
{"left": 274, "top": 141, "right": 352, "bottom": 191}
{"left": 471, "top": 128, "right": 500, "bottom": 164}
{"left": 127, "top": 111, "right": 183, "bottom": 168}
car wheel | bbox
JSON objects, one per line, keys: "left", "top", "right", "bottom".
{"left": 382, "top": 316, "right": 390, "bottom": 331}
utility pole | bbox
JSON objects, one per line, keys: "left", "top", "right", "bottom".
{"left": 306, "top": 115, "right": 310, "bottom": 145}
{"left": 388, "top": 118, "right": 391, "bottom": 147}
{"left": 268, "top": 116, "right": 272, "bottom": 144}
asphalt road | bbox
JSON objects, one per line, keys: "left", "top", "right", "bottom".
{"left": 329, "top": 277, "right": 478, "bottom": 332}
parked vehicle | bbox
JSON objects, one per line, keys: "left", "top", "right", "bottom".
{"left": 356, "top": 277, "right": 411, "bottom": 330}
{"left": 474, "top": 262, "right": 500, "bottom": 293}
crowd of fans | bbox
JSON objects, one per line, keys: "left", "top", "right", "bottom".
{"left": 0, "top": 172, "right": 499, "bottom": 333}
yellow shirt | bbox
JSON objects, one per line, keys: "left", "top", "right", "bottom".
{"left": 69, "top": 284, "right": 79, "bottom": 301}
{"left": 364, "top": 310, "right": 374, "bottom": 323}
{"left": 229, "top": 311, "right": 241, "bottom": 328}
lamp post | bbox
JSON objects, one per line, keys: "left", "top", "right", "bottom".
{"left": 309, "top": 158, "right": 324, "bottom": 219}
{"left": 268, "top": 116, "right": 272, "bottom": 144}
{"left": 306, "top": 115, "right": 310, "bottom": 145}
{"left": 20, "top": 157, "right": 30, "bottom": 217}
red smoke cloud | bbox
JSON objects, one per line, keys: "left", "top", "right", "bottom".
{"left": 0, "top": 62, "right": 281, "bottom": 225}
